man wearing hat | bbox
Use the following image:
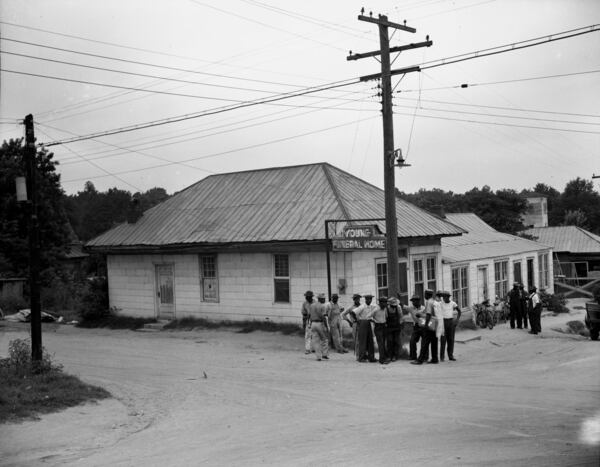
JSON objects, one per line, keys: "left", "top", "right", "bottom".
{"left": 528, "top": 286, "right": 542, "bottom": 335}
{"left": 371, "top": 296, "right": 390, "bottom": 364}
{"left": 386, "top": 297, "right": 402, "bottom": 361}
{"left": 308, "top": 293, "right": 330, "bottom": 361}
{"left": 341, "top": 294, "right": 361, "bottom": 355}
{"left": 508, "top": 282, "right": 523, "bottom": 329}
{"left": 327, "top": 294, "right": 348, "bottom": 353}
{"left": 301, "top": 291, "right": 314, "bottom": 354}
{"left": 354, "top": 293, "right": 376, "bottom": 362}
{"left": 412, "top": 289, "right": 439, "bottom": 364}
{"left": 439, "top": 291, "right": 461, "bottom": 361}
{"left": 404, "top": 293, "right": 425, "bottom": 361}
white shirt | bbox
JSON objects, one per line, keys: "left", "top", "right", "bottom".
{"left": 530, "top": 292, "right": 541, "bottom": 307}
{"left": 440, "top": 300, "right": 458, "bottom": 319}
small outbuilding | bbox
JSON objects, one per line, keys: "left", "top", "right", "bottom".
{"left": 86, "top": 163, "right": 464, "bottom": 322}
{"left": 523, "top": 225, "right": 600, "bottom": 298}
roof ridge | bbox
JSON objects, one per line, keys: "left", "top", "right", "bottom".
{"left": 576, "top": 225, "right": 600, "bottom": 244}
{"left": 322, "top": 164, "right": 350, "bottom": 221}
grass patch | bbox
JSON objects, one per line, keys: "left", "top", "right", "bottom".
{"left": 77, "top": 315, "right": 157, "bottom": 330}
{"left": 164, "top": 317, "right": 303, "bottom": 336}
{"left": 0, "top": 339, "right": 110, "bottom": 424}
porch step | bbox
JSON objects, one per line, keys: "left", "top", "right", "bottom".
{"left": 137, "top": 320, "right": 171, "bottom": 332}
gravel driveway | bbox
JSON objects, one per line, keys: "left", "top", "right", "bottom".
{"left": 1, "top": 304, "right": 599, "bottom": 466}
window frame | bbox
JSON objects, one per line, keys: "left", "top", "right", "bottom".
{"left": 273, "top": 254, "right": 290, "bottom": 303}
{"left": 199, "top": 255, "right": 219, "bottom": 303}
{"left": 538, "top": 252, "right": 549, "bottom": 289}
{"left": 494, "top": 259, "right": 509, "bottom": 299}
{"left": 451, "top": 265, "right": 469, "bottom": 309}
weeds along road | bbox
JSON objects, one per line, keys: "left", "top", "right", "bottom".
{"left": 1, "top": 308, "right": 599, "bottom": 467}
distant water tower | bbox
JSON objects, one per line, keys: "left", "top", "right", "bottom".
{"left": 522, "top": 193, "right": 548, "bottom": 228}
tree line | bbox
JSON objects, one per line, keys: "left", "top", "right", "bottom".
{"left": 397, "top": 179, "right": 600, "bottom": 235}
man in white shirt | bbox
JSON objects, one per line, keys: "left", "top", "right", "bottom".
{"left": 440, "top": 291, "right": 461, "bottom": 361}
{"left": 528, "top": 286, "right": 542, "bottom": 335}
{"left": 355, "top": 293, "right": 376, "bottom": 362}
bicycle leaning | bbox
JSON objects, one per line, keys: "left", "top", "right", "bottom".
{"left": 474, "top": 299, "right": 496, "bottom": 329}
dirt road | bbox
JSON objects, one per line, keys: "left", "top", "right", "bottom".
{"left": 1, "top": 302, "right": 599, "bottom": 466}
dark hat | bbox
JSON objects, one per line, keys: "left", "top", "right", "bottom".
{"left": 331, "top": 293, "right": 339, "bottom": 299}
{"left": 424, "top": 289, "right": 434, "bottom": 295}
{"left": 436, "top": 290, "right": 444, "bottom": 296}
{"left": 378, "top": 296, "right": 388, "bottom": 302}
{"left": 410, "top": 294, "right": 421, "bottom": 301}
{"left": 304, "top": 290, "right": 314, "bottom": 297}
{"left": 442, "top": 291, "right": 451, "bottom": 296}
{"left": 530, "top": 286, "right": 537, "bottom": 291}
{"left": 513, "top": 282, "right": 520, "bottom": 287}
{"left": 352, "top": 293, "right": 362, "bottom": 299}
{"left": 364, "top": 293, "right": 374, "bottom": 298}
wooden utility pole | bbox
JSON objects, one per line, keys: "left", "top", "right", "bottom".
{"left": 348, "top": 13, "right": 431, "bottom": 299}
{"left": 24, "top": 114, "right": 42, "bottom": 362}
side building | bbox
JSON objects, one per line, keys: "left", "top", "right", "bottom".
{"left": 86, "top": 163, "right": 464, "bottom": 323}
{"left": 441, "top": 213, "right": 554, "bottom": 310}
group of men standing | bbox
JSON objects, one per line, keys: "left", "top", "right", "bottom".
{"left": 301, "top": 289, "right": 461, "bottom": 364}
{"left": 507, "top": 282, "right": 543, "bottom": 335}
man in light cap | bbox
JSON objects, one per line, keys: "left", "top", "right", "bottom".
{"left": 386, "top": 297, "right": 402, "bottom": 361}
{"left": 308, "top": 293, "right": 329, "bottom": 361}
{"left": 404, "top": 293, "right": 425, "bottom": 361}
{"left": 301, "top": 291, "right": 314, "bottom": 354}
{"left": 327, "top": 293, "right": 348, "bottom": 353}
{"left": 439, "top": 291, "right": 461, "bottom": 361}
{"left": 412, "top": 289, "right": 439, "bottom": 364}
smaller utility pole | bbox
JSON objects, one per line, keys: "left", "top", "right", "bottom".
{"left": 24, "top": 114, "right": 42, "bottom": 362}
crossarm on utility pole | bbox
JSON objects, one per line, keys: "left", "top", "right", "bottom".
{"left": 357, "top": 15, "right": 416, "bottom": 33}
{"left": 347, "top": 40, "right": 432, "bottom": 61}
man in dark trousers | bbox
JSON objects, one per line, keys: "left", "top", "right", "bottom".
{"left": 528, "top": 286, "right": 543, "bottom": 335}
{"left": 355, "top": 293, "right": 376, "bottom": 362}
{"left": 301, "top": 290, "right": 314, "bottom": 354}
{"left": 519, "top": 284, "right": 529, "bottom": 329}
{"left": 372, "top": 296, "right": 390, "bottom": 364}
{"left": 404, "top": 294, "right": 425, "bottom": 361}
{"left": 386, "top": 297, "right": 402, "bottom": 361}
{"left": 439, "top": 291, "right": 461, "bottom": 361}
{"left": 508, "top": 282, "right": 523, "bottom": 329}
{"left": 411, "top": 289, "right": 438, "bottom": 365}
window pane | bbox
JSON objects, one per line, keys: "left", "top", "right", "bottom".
{"left": 274, "top": 278, "right": 290, "bottom": 302}
{"left": 274, "top": 254, "right": 289, "bottom": 278}
{"left": 413, "top": 259, "right": 423, "bottom": 282}
{"left": 427, "top": 257, "right": 436, "bottom": 280}
{"left": 202, "top": 256, "right": 216, "bottom": 278}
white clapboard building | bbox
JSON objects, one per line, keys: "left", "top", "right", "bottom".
{"left": 86, "top": 163, "right": 465, "bottom": 323}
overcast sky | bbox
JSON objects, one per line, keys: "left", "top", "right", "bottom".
{"left": 1, "top": 0, "right": 599, "bottom": 196}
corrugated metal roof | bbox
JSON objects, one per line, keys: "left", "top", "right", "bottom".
{"left": 523, "top": 226, "right": 600, "bottom": 254}
{"left": 442, "top": 213, "right": 549, "bottom": 263}
{"left": 87, "top": 163, "right": 465, "bottom": 250}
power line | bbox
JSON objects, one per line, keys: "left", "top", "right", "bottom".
{"left": 40, "top": 79, "right": 360, "bottom": 147}
{"left": 61, "top": 115, "right": 379, "bottom": 183}
{"left": 0, "top": 36, "right": 316, "bottom": 90}
{"left": 56, "top": 93, "right": 374, "bottom": 164}
{"left": 398, "top": 69, "right": 600, "bottom": 92}
{"left": 392, "top": 108, "right": 600, "bottom": 134}
{"left": 420, "top": 24, "right": 600, "bottom": 70}
{"left": 395, "top": 96, "right": 600, "bottom": 118}
{"left": 394, "top": 103, "right": 600, "bottom": 126}
{"left": 0, "top": 50, "right": 299, "bottom": 95}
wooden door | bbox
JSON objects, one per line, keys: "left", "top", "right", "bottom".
{"left": 155, "top": 264, "right": 175, "bottom": 320}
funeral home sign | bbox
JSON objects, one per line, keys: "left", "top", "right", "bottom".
{"left": 331, "top": 225, "right": 386, "bottom": 251}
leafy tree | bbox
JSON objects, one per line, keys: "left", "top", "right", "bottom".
{"left": 0, "top": 139, "right": 71, "bottom": 282}
{"left": 462, "top": 186, "right": 528, "bottom": 234}
{"left": 65, "top": 184, "right": 170, "bottom": 242}
{"left": 560, "top": 178, "right": 600, "bottom": 233}
{"left": 563, "top": 209, "right": 589, "bottom": 228}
